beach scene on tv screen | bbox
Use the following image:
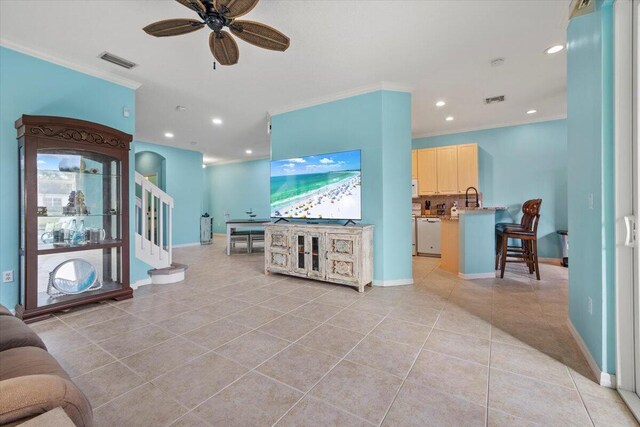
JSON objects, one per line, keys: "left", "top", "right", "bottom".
{"left": 270, "top": 150, "right": 361, "bottom": 220}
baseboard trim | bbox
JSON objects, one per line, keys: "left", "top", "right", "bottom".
{"left": 540, "top": 257, "right": 563, "bottom": 265}
{"left": 567, "top": 318, "right": 617, "bottom": 388}
{"left": 131, "top": 278, "right": 151, "bottom": 289}
{"left": 458, "top": 272, "right": 496, "bottom": 280}
{"left": 172, "top": 242, "right": 200, "bottom": 248}
{"left": 372, "top": 278, "right": 414, "bottom": 287}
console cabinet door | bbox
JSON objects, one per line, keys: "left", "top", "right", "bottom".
{"left": 265, "top": 228, "right": 291, "bottom": 274}
{"left": 291, "top": 232, "right": 308, "bottom": 277}
{"left": 325, "top": 233, "right": 360, "bottom": 285}
{"left": 306, "top": 232, "right": 325, "bottom": 279}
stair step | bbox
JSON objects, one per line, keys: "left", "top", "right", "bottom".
{"left": 148, "top": 263, "right": 188, "bottom": 276}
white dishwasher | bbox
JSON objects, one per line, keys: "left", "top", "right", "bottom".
{"left": 417, "top": 217, "right": 442, "bottom": 257}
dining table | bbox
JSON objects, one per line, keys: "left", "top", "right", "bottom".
{"left": 225, "top": 218, "right": 272, "bottom": 255}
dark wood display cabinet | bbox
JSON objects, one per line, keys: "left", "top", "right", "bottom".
{"left": 16, "top": 115, "right": 133, "bottom": 322}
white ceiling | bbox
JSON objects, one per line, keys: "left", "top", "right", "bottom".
{"left": 0, "top": 0, "right": 569, "bottom": 164}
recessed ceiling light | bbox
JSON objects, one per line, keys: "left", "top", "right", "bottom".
{"left": 202, "top": 164, "right": 206, "bottom": 169}
{"left": 164, "top": 132, "right": 174, "bottom": 138}
{"left": 245, "top": 149, "right": 253, "bottom": 154}
{"left": 212, "top": 118, "right": 223, "bottom": 125}
{"left": 545, "top": 45, "right": 564, "bottom": 54}
{"left": 526, "top": 109, "right": 537, "bottom": 115}
{"left": 435, "top": 101, "right": 446, "bottom": 107}
{"left": 445, "top": 116, "right": 454, "bottom": 121}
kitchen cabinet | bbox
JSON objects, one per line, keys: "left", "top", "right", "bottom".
{"left": 457, "top": 143, "right": 479, "bottom": 192}
{"left": 417, "top": 148, "right": 438, "bottom": 195}
{"left": 411, "top": 150, "right": 418, "bottom": 180}
{"left": 413, "top": 143, "right": 478, "bottom": 196}
{"left": 435, "top": 146, "right": 459, "bottom": 194}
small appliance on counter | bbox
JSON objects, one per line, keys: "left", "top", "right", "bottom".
{"left": 450, "top": 201, "right": 459, "bottom": 218}
{"left": 436, "top": 203, "right": 447, "bottom": 216}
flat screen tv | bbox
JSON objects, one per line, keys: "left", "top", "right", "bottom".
{"left": 270, "top": 149, "right": 362, "bottom": 220}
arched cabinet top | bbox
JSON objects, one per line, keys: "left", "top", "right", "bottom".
{"left": 15, "top": 115, "right": 132, "bottom": 151}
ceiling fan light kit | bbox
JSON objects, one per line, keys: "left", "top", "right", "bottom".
{"left": 143, "top": 0, "right": 290, "bottom": 66}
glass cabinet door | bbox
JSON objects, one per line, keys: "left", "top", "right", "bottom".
{"left": 307, "top": 233, "right": 324, "bottom": 278}
{"left": 294, "top": 233, "right": 306, "bottom": 273}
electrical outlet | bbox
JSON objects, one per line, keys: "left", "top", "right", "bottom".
{"left": 3, "top": 270, "right": 14, "bottom": 283}
{"left": 588, "top": 193, "right": 594, "bottom": 210}
{"left": 588, "top": 297, "right": 593, "bottom": 315}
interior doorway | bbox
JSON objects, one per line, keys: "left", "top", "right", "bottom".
{"left": 616, "top": 0, "right": 640, "bottom": 420}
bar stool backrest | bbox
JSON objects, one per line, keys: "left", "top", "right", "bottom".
{"left": 521, "top": 199, "right": 542, "bottom": 233}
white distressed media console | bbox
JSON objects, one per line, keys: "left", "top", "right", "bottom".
{"left": 264, "top": 223, "right": 374, "bottom": 292}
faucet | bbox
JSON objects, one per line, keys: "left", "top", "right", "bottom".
{"left": 465, "top": 186, "right": 479, "bottom": 208}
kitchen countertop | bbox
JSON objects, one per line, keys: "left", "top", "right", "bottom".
{"left": 458, "top": 207, "right": 506, "bottom": 214}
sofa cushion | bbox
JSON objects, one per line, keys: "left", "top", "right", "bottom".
{"left": 0, "top": 374, "right": 93, "bottom": 427}
{"left": 0, "top": 315, "right": 47, "bottom": 352}
{"left": 0, "top": 346, "right": 70, "bottom": 382}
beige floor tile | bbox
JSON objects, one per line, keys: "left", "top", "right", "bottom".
{"left": 32, "top": 319, "right": 91, "bottom": 353}
{"left": 297, "top": 324, "right": 365, "bottom": 358}
{"left": 97, "top": 324, "right": 175, "bottom": 359}
{"left": 490, "top": 341, "right": 573, "bottom": 388}
{"left": 168, "top": 412, "right": 211, "bottom": 427}
{"left": 225, "top": 305, "right": 283, "bottom": 328}
{"left": 327, "top": 309, "right": 384, "bottom": 335}
{"left": 349, "top": 297, "right": 396, "bottom": 316}
{"left": 182, "top": 319, "right": 252, "bottom": 349}
{"left": 286, "top": 285, "right": 332, "bottom": 300}
{"left": 488, "top": 368, "right": 592, "bottom": 426}
{"left": 346, "top": 335, "right": 419, "bottom": 378}
{"left": 93, "top": 383, "right": 186, "bottom": 427}
{"left": 581, "top": 393, "right": 639, "bottom": 427}
{"left": 153, "top": 352, "right": 248, "bottom": 409}
{"left": 276, "top": 396, "right": 372, "bottom": 427}
{"left": 310, "top": 360, "right": 403, "bottom": 425}
{"left": 234, "top": 288, "right": 280, "bottom": 304}
{"left": 173, "top": 291, "right": 227, "bottom": 309}
{"left": 289, "top": 301, "right": 343, "bottom": 322}
{"left": 136, "top": 301, "right": 192, "bottom": 324}
{"left": 58, "top": 304, "right": 127, "bottom": 329}
{"left": 155, "top": 306, "right": 222, "bottom": 335}
{"left": 259, "top": 294, "right": 310, "bottom": 313}
{"left": 200, "top": 298, "right": 253, "bottom": 318}
{"left": 383, "top": 381, "right": 486, "bottom": 427}
{"left": 212, "top": 280, "right": 264, "bottom": 297}
{"left": 215, "top": 330, "right": 290, "bottom": 369}
{"left": 434, "top": 310, "right": 491, "bottom": 339}
{"left": 260, "top": 281, "right": 304, "bottom": 295}
{"left": 77, "top": 314, "right": 149, "bottom": 342}
{"left": 370, "top": 317, "right": 431, "bottom": 347}
{"left": 121, "top": 336, "right": 207, "bottom": 380}
{"left": 569, "top": 368, "right": 624, "bottom": 403}
{"left": 50, "top": 343, "right": 116, "bottom": 378}
{"left": 424, "top": 328, "right": 490, "bottom": 365}
{"left": 487, "top": 409, "right": 541, "bottom": 426}
{"left": 258, "top": 314, "right": 320, "bottom": 342}
{"left": 193, "top": 371, "right": 302, "bottom": 427}
{"left": 406, "top": 350, "right": 488, "bottom": 405}
{"left": 73, "top": 362, "right": 145, "bottom": 408}
{"left": 257, "top": 344, "right": 339, "bottom": 392}
{"left": 388, "top": 304, "right": 441, "bottom": 327}
{"left": 314, "top": 290, "right": 363, "bottom": 308}
{"left": 112, "top": 294, "right": 171, "bottom": 313}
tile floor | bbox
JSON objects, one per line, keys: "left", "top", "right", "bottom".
{"left": 30, "top": 237, "right": 638, "bottom": 426}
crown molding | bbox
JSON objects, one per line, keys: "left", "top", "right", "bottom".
{"left": 268, "top": 81, "right": 414, "bottom": 117}
{"left": 205, "top": 156, "right": 270, "bottom": 167}
{"left": 412, "top": 114, "right": 567, "bottom": 139}
{"left": 1, "top": 38, "right": 142, "bottom": 90}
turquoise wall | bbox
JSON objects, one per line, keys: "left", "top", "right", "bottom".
{"left": 271, "top": 90, "right": 413, "bottom": 283}
{"left": 205, "top": 159, "right": 271, "bottom": 234}
{"left": 566, "top": 0, "right": 615, "bottom": 374}
{"left": 413, "top": 119, "right": 568, "bottom": 258}
{"left": 459, "top": 213, "right": 496, "bottom": 275}
{"left": 135, "top": 151, "right": 166, "bottom": 191}
{"left": 0, "top": 47, "right": 135, "bottom": 308}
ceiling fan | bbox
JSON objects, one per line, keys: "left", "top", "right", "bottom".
{"left": 143, "top": 0, "right": 290, "bottom": 66}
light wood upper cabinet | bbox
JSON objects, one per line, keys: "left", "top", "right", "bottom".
{"left": 435, "top": 146, "right": 458, "bottom": 194}
{"left": 417, "top": 148, "right": 437, "bottom": 195}
{"left": 411, "top": 150, "right": 418, "bottom": 180}
{"left": 457, "top": 143, "right": 479, "bottom": 192}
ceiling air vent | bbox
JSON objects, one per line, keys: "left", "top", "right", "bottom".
{"left": 569, "top": 0, "right": 595, "bottom": 19}
{"left": 98, "top": 52, "right": 137, "bottom": 70}
{"left": 484, "top": 95, "right": 505, "bottom": 105}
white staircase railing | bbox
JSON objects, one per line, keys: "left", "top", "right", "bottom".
{"left": 134, "top": 172, "right": 174, "bottom": 270}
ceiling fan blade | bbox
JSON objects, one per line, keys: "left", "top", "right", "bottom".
{"left": 209, "top": 31, "right": 239, "bottom": 65}
{"left": 214, "top": 0, "right": 259, "bottom": 18}
{"left": 144, "top": 19, "right": 205, "bottom": 37}
{"left": 229, "top": 20, "right": 290, "bottom": 51}
{"left": 175, "top": 0, "right": 206, "bottom": 13}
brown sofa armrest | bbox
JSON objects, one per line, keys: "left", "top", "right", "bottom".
{"left": 0, "top": 305, "right": 12, "bottom": 316}
{"left": 0, "top": 374, "right": 93, "bottom": 427}
{"left": 0, "top": 316, "right": 47, "bottom": 352}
